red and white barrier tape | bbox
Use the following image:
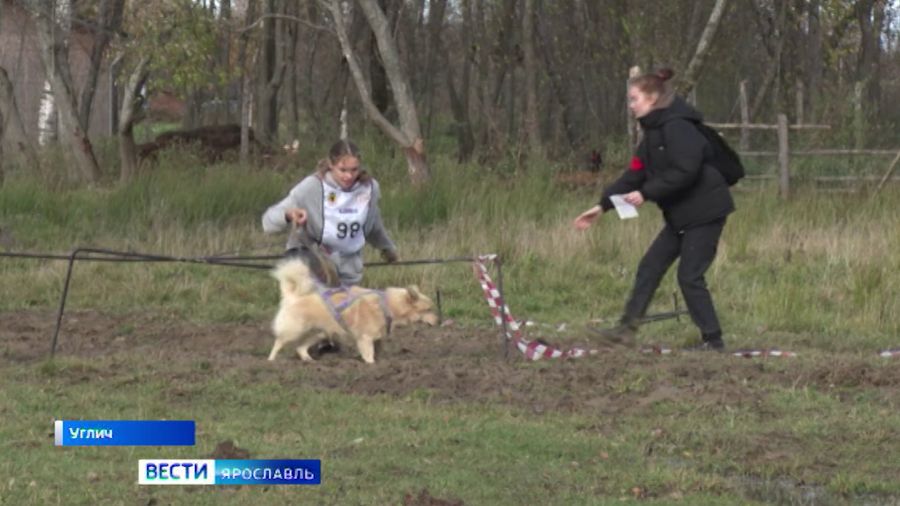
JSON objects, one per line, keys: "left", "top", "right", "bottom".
{"left": 474, "top": 257, "right": 806, "bottom": 360}
{"left": 732, "top": 349, "right": 797, "bottom": 358}
{"left": 641, "top": 345, "right": 673, "bottom": 355}
{"left": 474, "top": 256, "right": 598, "bottom": 361}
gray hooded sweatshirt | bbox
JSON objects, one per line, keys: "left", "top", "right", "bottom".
{"left": 262, "top": 172, "right": 396, "bottom": 285}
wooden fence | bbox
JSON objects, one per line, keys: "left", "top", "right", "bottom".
{"left": 708, "top": 114, "right": 900, "bottom": 199}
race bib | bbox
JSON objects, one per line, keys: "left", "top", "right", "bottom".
{"left": 321, "top": 183, "right": 371, "bottom": 255}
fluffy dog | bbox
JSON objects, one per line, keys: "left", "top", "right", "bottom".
{"left": 267, "top": 259, "right": 438, "bottom": 363}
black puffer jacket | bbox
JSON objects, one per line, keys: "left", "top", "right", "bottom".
{"left": 600, "top": 97, "right": 735, "bottom": 230}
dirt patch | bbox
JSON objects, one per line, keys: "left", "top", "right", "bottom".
{"left": 2, "top": 309, "right": 899, "bottom": 418}
{"left": 403, "top": 488, "right": 464, "bottom": 506}
{"left": 210, "top": 440, "right": 251, "bottom": 460}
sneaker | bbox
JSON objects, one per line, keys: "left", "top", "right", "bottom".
{"left": 587, "top": 323, "right": 637, "bottom": 347}
{"left": 683, "top": 339, "right": 725, "bottom": 352}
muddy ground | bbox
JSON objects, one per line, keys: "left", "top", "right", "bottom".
{"left": 3, "top": 309, "right": 898, "bottom": 417}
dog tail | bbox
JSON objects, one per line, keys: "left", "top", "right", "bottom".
{"left": 272, "top": 259, "right": 317, "bottom": 301}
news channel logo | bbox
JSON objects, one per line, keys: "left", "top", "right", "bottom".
{"left": 138, "top": 459, "right": 321, "bottom": 486}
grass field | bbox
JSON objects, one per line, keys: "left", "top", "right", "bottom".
{"left": 1, "top": 148, "right": 899, "bottom": 504}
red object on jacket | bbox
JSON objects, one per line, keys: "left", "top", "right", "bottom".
{"left": 629, "top": 156, "right": 644, "bottom": 171}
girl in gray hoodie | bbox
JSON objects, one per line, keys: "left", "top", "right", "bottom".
{"left": 262, "top": 140, "right": 398, "bottom": 286}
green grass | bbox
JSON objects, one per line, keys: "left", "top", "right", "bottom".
{"left": 2, "top": 353, "right": 899, "bottom": 505}
{"left": 2, "top": 152, "right": 899, "bottom": 344}
{"left": 2, "top": 146, "right": 900, "bottom": 504}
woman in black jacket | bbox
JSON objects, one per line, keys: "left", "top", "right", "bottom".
{"left": 573, "top": 68, "right": 734, "bottom": 350}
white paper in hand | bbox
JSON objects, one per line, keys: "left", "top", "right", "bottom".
{"left": 609, "top": 195, "right": 639, "bottom": 219}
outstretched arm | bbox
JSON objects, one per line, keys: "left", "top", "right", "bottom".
{"left": 573, "top": 205, "right": 603, "bottom": 230}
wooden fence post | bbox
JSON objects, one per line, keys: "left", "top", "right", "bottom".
{"left": 777, "top": 113, "right": 790, "bottom": 199}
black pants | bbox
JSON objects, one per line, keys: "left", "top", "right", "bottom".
{"left": 623, "top": 218, "right": 726, "bottom": 336}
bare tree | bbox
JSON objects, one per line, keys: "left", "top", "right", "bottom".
{"left": 422, "top": 0, "right": 447, "bottom": 137}
{"left": 520, "top": 0, "right": 541, "bottom": 151}
{"left": 0, "top": 107, "right": 4, "bottom": 186}
{"left": 0, "top": 67, "right": 39, "bottom": 171}
{"left": 855, "top": 0, "right": 887, "bottom": 112}
{"left": 746, "top": 0, "right": 786, "bottom": 122}
{"left": 256, "top": 0, "right": 287, "bottom": 144}
{"left": 445, "top": 0, "right": 475, "bottom": 162}
{"left": 117, "top": 57, "right": 150, "bottom": 184}
{"left": 283, "top": 0, "right": 301, "bottom": 140}
{"left": 78, "top": 0, "right": 125, "bottom": 130}
{"left": 535, "top": 15, "right": 580, "bottom": 151}
{"left": 368, "top": 0, "right": 394, "bottom": 116}
{"left": 679, "top": 0, "right": 729, "bottom": 95}
{"left": 325, "top": 0, "right": 430, "bottom": 186}
{"left": 238, "top": 0, "right": 259, "bottom": 164}
{"left": 805, "top": 0, "right": 823, "bottom": 120}
{"left": 26, "top": 0, "right": 101, "bottom": 183}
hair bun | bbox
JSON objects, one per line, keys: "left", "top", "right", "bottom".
{"left": 656, "top": 68, "right": 675, "bottom": 81}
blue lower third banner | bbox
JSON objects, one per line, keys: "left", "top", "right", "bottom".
{"left": 55, "top": 420, "right": 195, "bottom": 446}
{"left": 138, "top": 459, "right": 321, "bottom": 485}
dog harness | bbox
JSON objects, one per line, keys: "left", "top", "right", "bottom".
{"left": 316, "top": 283, "right": 393, "bottom": 337}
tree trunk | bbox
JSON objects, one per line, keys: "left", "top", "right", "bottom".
{"left": 805, "top": 0, "right": 822, "bottom": 120}
{"left": 370, "top": 0, "right": 404, "bottom": 119}
{"left": 423, "top": 0, "right": 448, "bottom": 138}
{"left": 446, "top": 0, "right": 475, "bottom": 162}
{"left": 369, "top": 27, "right": 390, "bottom": 114}
{"left": 0, "top": 8, "right": 6, "bottom": 184}
{"left": 0, "top": 66, "right": 40, "bottom": 169}
{"left": 78, "top": 0, "right": 125, "bottom": 130}
{"left": 37, "top": 79, "right": 57, "bottom": 146}
{"left": 748, "top": 0, "right": 785, "bottom": 122}
{"left": 750, "top": 55, "right": 779, "bottom": 122}
{"left": 29, "top": 0, "right": 101, "bottom": 183}
{"left": 535, "top": 10, "right": 580, "bottom": 150}
{"left": 0, "top": 107, "right": 4, "bottom": 186}
{"left": 327, "top": 0, "right": 430, "bottom": 186}
{"left": 283, "top": 0, "right": 300, "bottom": 141}
{"left": 238, "top": 0, "right": 258, "bottom": 163}
{"left": 217, "top": 0, "right": 234, "bottom": 125}
{"left": 679, "top": 0, "right": 729, "bottom": 96}
{"left": 520, "top": 0, "right": 541, "bottom": 152}
{"left": 472, "top": 0, "right": 489, "bottom": 156}
{"left": 678, "top": 1, "right": 706, "bottom": 68}
{"left": 118, "top": 57, "right": 150, "bottom": 184}
{"left": 258, "top": 0, "right": 276, "bottom": 139}
{"left": 241, "top": 67, "right": 253, "bottom": 165}
{"left": 256, "top": 0, "right": 286, "bottom": 144}
{"left": 478, "top": 0, "right": 517, "bottom": 157}
{"left": 855, "top": 0, "right": 885, "bottom": 114}
{"left": 302, "top": 28, "right": 323, "bottom": 142}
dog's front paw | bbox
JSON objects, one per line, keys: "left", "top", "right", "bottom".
{"left": 296, "top": 347, "right": 316, "bottom": 362}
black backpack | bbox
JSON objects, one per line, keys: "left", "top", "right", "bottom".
{"left": 693, "top": 121, "right": 745, "bottom": 186}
